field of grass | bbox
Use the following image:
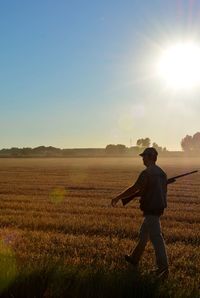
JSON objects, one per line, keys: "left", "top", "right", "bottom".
{"left": 0, "top": 157, "right": 199, "bottom": 297}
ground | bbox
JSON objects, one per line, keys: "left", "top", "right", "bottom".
{"left": 0, "top": 157, "right": 199, "bottom": 297}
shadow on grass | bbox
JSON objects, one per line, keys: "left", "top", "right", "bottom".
{"left": 50, "top": 267, "right": 163, "bottom": 298}
{"left": 0, "top": 264, "right": 196, "bottom": 298}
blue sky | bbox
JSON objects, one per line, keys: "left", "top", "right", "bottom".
{"left": 1, "top": 0, "right": 200, "bottom": 150}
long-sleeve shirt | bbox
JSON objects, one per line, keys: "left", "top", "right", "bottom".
{"left": 135, "top": 164, "right": 167, "bottom": 215}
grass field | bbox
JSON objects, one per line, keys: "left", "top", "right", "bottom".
{"left": 0, "top": 157, "right": 199, "bottom": 297}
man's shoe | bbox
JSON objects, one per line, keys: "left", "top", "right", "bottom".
{"left": 124, "top": 255, "right": 139, "bottom": 267}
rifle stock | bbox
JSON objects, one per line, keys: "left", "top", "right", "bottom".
{"left": 121, "top": 170, "right": 198, "bottom": 206}
{"left": 121, "top": 191, "right": 141, "bottom": 206}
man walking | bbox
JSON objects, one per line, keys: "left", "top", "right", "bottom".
{"left": 111, "top": 147, "right": 169, "bottom": 277}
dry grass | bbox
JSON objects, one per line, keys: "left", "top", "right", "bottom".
{"left": 0, "top": 157, "right": 199, "bottom": 297}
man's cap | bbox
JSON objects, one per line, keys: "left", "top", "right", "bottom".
{"left": 139, "top": 147, "right": 158, "bottom": 157}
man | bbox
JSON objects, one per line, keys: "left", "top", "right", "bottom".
{"left": 111, "top": 147, "right": 169, "bottom": 277}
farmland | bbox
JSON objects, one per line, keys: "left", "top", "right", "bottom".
{"left": 0, "top": 157, "right": 199, "bottom": 297}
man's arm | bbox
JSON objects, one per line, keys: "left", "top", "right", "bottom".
{"left": 111, "top": 170, "right": 148, "bottom": 207}
{"left": 111, "top": 183, "right": 140, "bottom": 207}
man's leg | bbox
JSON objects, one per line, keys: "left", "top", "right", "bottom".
{"left": 126, "top": 219, "right": 149, "bottom": 265}
{"left": 146, "top": 215, "right": 168, "bottom": 270}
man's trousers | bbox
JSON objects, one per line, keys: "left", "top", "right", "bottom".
{"left": 130, "top": 215, "right": 168, "bottom": 269}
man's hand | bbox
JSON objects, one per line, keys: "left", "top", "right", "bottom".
{"left": 111, "top": 197, "right": 120, "bottom": 207}
{"left": 111, "top": 183, "right": 140, "bottom": 207}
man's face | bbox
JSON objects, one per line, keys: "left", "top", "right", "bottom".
{"left": 142, "top": 155, "right": 149, "bottom": 166}
{"left": 142, "top": 154, "right": 156, "bottom": 166}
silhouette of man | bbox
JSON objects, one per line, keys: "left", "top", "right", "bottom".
{"left": 111, "top": 147, "right": 169, "bottom": 277}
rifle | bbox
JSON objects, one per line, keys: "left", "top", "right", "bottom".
{"left": 121, "top": 170, "right": 198, "bottom": 206}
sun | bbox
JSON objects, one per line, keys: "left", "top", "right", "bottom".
{"left": 157, "top": 42, "right": 200, "bottom": 90}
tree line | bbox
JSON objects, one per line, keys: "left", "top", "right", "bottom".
{"left": 0, "top": 146, "right": 105, "bottom": 157}
{"left": 0, "top": 132, "right": 199, "bottom": 157}
{"left": 105, "top": 138, "right": 167, "bottom": 155}
{"left": 106, "top": 133, "right": 200, "bottom": 155}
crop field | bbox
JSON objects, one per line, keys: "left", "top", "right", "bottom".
{"left": 0, "top": 157, "right": 199, "bottom": 297}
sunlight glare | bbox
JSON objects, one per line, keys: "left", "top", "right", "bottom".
{"left": 157, "top": 42, "right": 200, "bottom": 90}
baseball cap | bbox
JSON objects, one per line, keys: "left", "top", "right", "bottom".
{"left": 139, "top": 147, "right": 158, "bottom": 157}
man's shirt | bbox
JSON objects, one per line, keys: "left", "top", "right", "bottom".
{"left": 134, "top": 164, "right": 167, "bottom": 215}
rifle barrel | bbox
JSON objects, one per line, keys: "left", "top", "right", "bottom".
{"left": 171, "top": 170, "right": 198, "bottom": 180}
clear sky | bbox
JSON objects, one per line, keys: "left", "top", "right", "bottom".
{"left": 1, "top": 0, "right": 200, "bottom": 150}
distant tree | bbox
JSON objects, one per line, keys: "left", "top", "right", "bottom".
{"left": 21, "top": 147, "right": 32, "bottom": 156}
{"left": 10, "top": 147, "right": 21, "bottom": 157}
{"left": 181, "top": 132, "right": 200, "bottom": 152}
{"left": 116, "top": 144, "right": 127, "bottom": 153}
{"left": 152, "top": 142, "right": 159, "bottom": 150}
{"left": 136, "top": 138, "right": 150, "bottom": 147}
{"left": 152, "top": 142, "right": 168, "bottom": 153}
{"left": 181, "top": 135, "right": 193, "bottom": 152}
{"left": 192, "top": 132, "right": 200, "bottom": 151}
{"left": 143, "top": 138, "right": 151, "bottom": 147}
{"left": 32, "top": 146, "right": 61, "bottom": 156}
{"left": 152, "top": 142, "right": 162, "bottom": 152}
{"left": 136, "top": 139, "right": 143, "bottom": 147}
{"left": 32, "top": 146, "right": 46, "bottom": 153}
{"left": 105, "top": 144, "right": 127, "bottom": 154}
{"left": 105, "top": 144, "right": 116, "bottom": 154}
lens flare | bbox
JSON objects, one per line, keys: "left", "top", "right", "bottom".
{"left": 49, "top": 188, "right": 66, "bottom": 204}
{"left": 0, "top": 239, "right": 17, "bottom": 293}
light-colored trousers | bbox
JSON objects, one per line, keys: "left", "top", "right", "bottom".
{"left": 130, "top": 215, "right": 168, "bottom": 269}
